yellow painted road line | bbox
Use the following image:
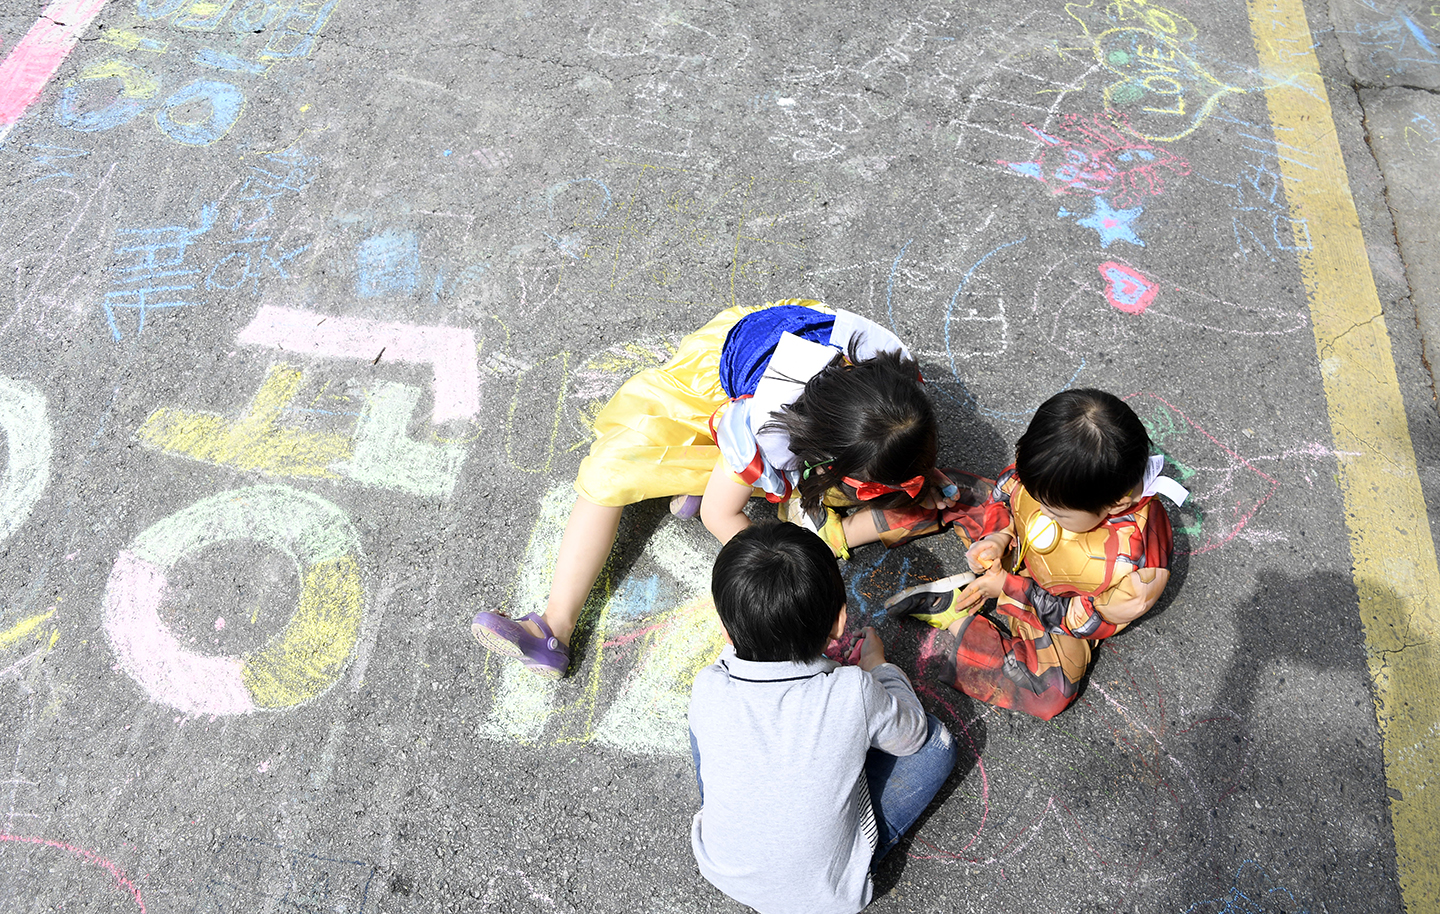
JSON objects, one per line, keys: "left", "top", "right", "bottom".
{"left": 1249, "top": 0, "right": 1440, "bottom": 908}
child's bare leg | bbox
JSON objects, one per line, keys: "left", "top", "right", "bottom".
{"left": 516, "top": 495, "right": 623, "bottom": 647}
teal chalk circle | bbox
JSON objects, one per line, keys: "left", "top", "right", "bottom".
{"left": 0, "top": 377, "right": 51, "bottom": 542}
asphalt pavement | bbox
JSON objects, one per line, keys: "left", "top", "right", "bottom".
{"left": 0, "top": 0, "right": 1437, "bottom": 912}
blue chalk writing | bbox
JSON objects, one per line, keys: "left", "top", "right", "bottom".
{"left": 154, "top": 80, "right": 246, "bottom": 146}
{"left": 104, "top": 204, "right": 217, "bottom": 340}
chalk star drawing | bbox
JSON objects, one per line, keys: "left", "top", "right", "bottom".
{"left": 1066, "top": 197, "right": 1144, "bottom": 248}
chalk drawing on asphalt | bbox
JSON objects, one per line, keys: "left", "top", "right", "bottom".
{"left": 1066, "top": 0, "right": 1240, "bottom": 141}
{"left": 103, "top": 485, "right": 365, "bottom": 714}
{"left": 0, "top": 377, "right": 51, "bottom": 542}
{"left": 477, "top": 485, "right": 722, "bottom": 755}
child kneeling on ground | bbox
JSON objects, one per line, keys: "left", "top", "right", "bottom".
{"left": 689, "top": 523, "right": 958, "bottom": 914}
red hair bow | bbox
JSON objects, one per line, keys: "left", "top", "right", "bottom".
{"left": 842, "top": 474, "right": 926, "bottom": 501}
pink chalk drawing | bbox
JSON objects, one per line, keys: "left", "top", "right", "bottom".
{"left": 0, "top": 833, "right": 148, "bottom": 912}
{"left": 104, "top": 550, "right": 256, "bottom": 715}
{"left": 103, "top": 486, "right": 365, "bottom": 715}
{"left": 237, "top": 306, "right": 480, "bottom": 424}
{"left": 0, "top": 0, "right": 111, "bottom": 130}
{"left": 1099, "top": 260, "right": 1159, "bottom": 314}
{"left": 1126, "top": 393, "right": 1280, "bottom": 555}
{"left": 897, "top": 635, "right": 1252, "bottom": 896}
{"left": 1001, "top": 112, "right": 1190, "bottom": 209}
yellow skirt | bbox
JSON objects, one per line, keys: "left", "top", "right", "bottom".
{"left": 574, "top": 300, "right": 820, "bottom": 506}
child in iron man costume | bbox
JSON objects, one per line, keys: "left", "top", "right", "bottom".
{"left": 890, "top": 389, "right": 1189, "bottom": 720}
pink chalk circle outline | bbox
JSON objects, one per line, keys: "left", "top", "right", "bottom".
{"left": 102, "top": 485, "right": 363, "bottom": 715}
{"left": 0, "top": 833, "right": 147, "bottom": 912}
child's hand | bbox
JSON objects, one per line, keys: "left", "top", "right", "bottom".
{"left": 965, "top": 533, "right": 1011, "bottom": 575}
{"left": 823, "top": 631, "right": 865, "bottom": 665}
{"left": 919, "top": 470, "right": 960, "bottom": 511}
{"left": 856, "top": 626, "right": 887, "bottom": 672}
{"left": 953, "top": 560, "right": 1007, "bottom": 611}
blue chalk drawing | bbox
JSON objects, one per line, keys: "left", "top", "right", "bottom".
{"left": 54, "top": 87, "right": 147, "bottom": 132}
{"left": 136, "top": 0, "right": 185, "bottom": 19}
{"left": 195, "top": 835, "right": 377, "bottom": 914}
{"left": 1402, "top": 13, "right": 1438, "bottom": 57}
{"left": 194, "top": 48, "right": 268, "bottom": 75}
{"left": 154, "top": 80, "right": 246, "bottom": 146}
{"left": 1071, "top": 197, "right": 1144, "bottom": 248}
{"left": 606, "top": 574, "right": 663, "bottom": 622}
{"left": 1183, "top": 860, "right": 1314, "bottom": 914}
{"left": 104, "top": 205, "right": 217, "bottom": 340}
{"left": 356, "top": 230, "right": 421, "bottom": 297}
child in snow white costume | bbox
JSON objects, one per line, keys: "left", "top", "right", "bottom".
{"left": 471, "top": 300, "right": 958, "bottom": 678}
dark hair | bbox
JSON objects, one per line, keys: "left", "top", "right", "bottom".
{"left": 711, "top": 523, "right": 846, "bottom": 663}
{"left": 1015, "top": 388, "right": 1150, "bottom": 513}
{"left": 765, "top": 344, "right": 938, "bottom": 512}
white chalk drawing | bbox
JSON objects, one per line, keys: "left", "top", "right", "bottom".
{"left": 0, "top": 377, "right": 51, "bottom": 542}
{"left": 103, "top": 485, "right": 365, "bottom": 715}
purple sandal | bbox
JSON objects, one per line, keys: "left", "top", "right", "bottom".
{"left": 669, "top": 494, "right": 703, "bottom": 519}
{"left": 470, "top": 611, "right": 570, "bottom": 679}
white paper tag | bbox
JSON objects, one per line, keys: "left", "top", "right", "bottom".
{"left": 1141, "top": 453, "right": 1190, "bottom": 505}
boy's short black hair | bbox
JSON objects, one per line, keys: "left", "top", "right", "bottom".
{"left": 711, "top": 523, "right": 846, "bottom": 663}
{"left": 1015, "top": 388, "right": 1151, "bottom": 513}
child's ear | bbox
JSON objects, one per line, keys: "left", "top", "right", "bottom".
{"left": 829, "top": 604, "right": 849, "bottom": 641}
{"left": 720, "top": 625, "right": 733, "bottom": 646}
{"left": 1109, "top": 488, "right": 1144, "bottom": 515}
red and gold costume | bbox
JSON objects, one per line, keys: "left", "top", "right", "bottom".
{"left": 936, "top": 467, "right": 1174, "bottom": 720}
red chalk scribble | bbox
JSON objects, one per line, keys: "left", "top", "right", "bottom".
{"left": 0, "top": 833, "right": 148, "bottom": 912}
{"left": 1000, "top": 112, "right": 1190, "bottom": 208}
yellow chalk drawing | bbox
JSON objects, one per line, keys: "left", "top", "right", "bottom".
{"left": 505, "top": 352, "right": 570, "bottom": 475}
{"left": 1100, "top": 0, "right": 1199, "bottom": 41}
{"left": 592, "top": 595, "right": 725, "bottom": 755}
{"left": 241, "top": 556, "right": 363, "bottom": 709}
{"left": 1068, "top": 0, "right": 1240, "bottom": 141}
{"left": 107, "top": 484, "right": 365, "bottom": 714}
{"left": 0, "top": 610, "right": 55, "bottom": 652}
{"left": 1249, "top": 0, "right": 1440, "bottom": 908}
{"left": 78, "top": 59, "right": 161, "bottom": 99}
{"left": 97, "top": 29, "right": 170, "bottom": 54}
{"left": 138, "top": 364, "right": 349, "bottom": 478}
{"left": 173, "top": 0, "right": 238, "bottom": 30}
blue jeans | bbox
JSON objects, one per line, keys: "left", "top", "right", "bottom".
{"left": 865, "top": 713, "right": 957, "bottom": 861}
{"left": 689, "top": 713, "right": 957, "bottom": 862}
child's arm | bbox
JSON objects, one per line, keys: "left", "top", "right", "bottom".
{"left": 1010, "top": 567, "right": 1170, "bottom": 638}
{"left": 844, "top": 469, "right": 970, "bottom": 551}
{"left": 700, "top": 457, "right": 755, "bottom": 544}
{"left": 1003, "top": 505, "right": 1174, "bottom": 639}
{"left": 856, "top": 627, "right": 928, "bottom": 757}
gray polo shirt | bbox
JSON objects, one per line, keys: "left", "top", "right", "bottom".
{"left": 689, "top": 646, "right": 928, "bottom": 914}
